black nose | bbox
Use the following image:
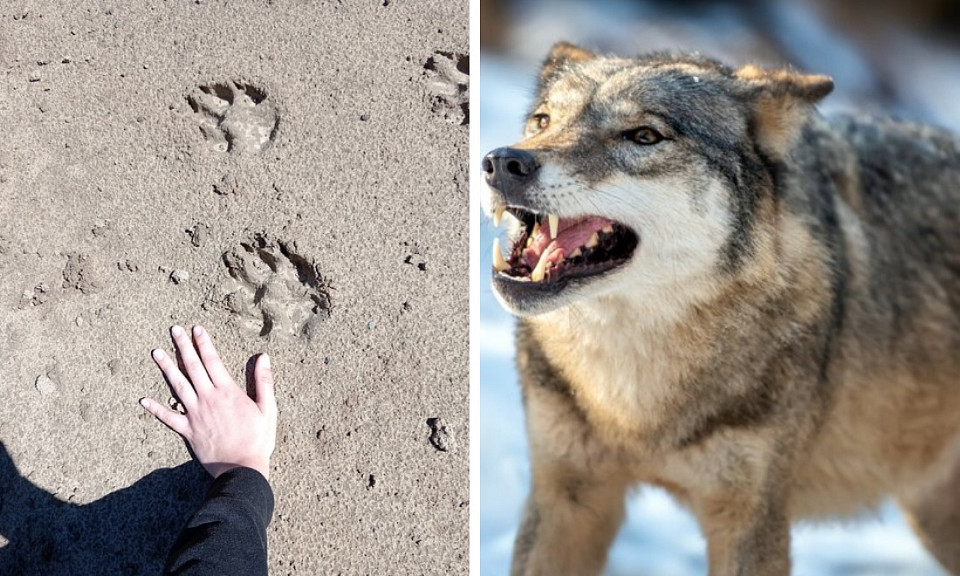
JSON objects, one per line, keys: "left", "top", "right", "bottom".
{"left": 482, "top": 147, "right": 538, "bottom": 189}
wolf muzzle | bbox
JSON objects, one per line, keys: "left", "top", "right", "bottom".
{"left": 482, "top": 147, "right": 539, "bottom": 201}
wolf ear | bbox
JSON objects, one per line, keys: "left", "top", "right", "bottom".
{"left": 734, "top": 65, "right": 834, "bottom": 157}
{"left": 540, "top": 41, "right": 597, "bottom": 82}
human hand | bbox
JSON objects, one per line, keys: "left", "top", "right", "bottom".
{"left": 139, "top": 325, "right": 277, "bottom": 480}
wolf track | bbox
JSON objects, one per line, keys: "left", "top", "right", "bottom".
{"left": 218, "top": 234, "right": 330, "bottom": 340}
{"left": 424, "top": 51, "right": 469, "bottom": 126}
{"left": 187, "top": 81, "right": 279, "bottom": 154}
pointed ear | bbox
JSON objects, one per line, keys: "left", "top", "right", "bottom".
{"left": 735, "top": 64, "right": 834, "bottom": 157}
{"left": 540, "top": 41, "right": 597, "bottom": 83}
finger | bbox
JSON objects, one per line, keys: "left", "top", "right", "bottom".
{"left": 170, "top": 325, "right": 213, "bottom": 393}
{"left": 192, "top": 325, "right": 233, "bottom": 387}
{"left": 151, "top": 348, "right": 198, "bottom": 409}
{"left": 253, "top": 354, "right": 277, "bottom": 417}
{"left": 139, "top": 397, "right": 191, "bottom": 437}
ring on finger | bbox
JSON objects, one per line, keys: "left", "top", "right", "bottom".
{"left": 168, "top": 396, "right": 187, "bottom": 414}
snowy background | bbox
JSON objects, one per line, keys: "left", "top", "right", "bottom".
{"left": 478, "top": 0, "right": 960, "bottom": 574}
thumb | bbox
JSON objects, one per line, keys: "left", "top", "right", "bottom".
{"left": 254, "top": 353, "right": 277, "bottom": 416}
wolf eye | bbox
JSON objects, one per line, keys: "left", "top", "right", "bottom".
{"left": 532, "top": 114, "right": 550, "bottom": 130}
{"left": 624, "top": 127, "right": 663, "bottom": 145}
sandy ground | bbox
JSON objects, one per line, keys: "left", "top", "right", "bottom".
{"left": 0, "top": 2, "right": 468, "bottom": 574}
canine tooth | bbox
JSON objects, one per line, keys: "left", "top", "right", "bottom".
{"left": 548, "top": 214, "right": 559, "bottom": 239}
{"left": 494, "top": 206, "right": 505, "bottom": 228}
{"left": 531, "top": 253, "right": 548, "bottom": 282}
{"left": 531, "top": 241, "right": 558, "bottom": 283}
{"left": 532, "top": 222, "right": 541, "bottom": 238}
{"left": 570, "top": 248, "right": 582, "bottom": 258}
{"left": 493, "top": 237, "right": 509, "bottom": 272}
{"left": 525, "top": 236, "right": 533, "bottom": 248}
{"left": 601, "top": 225, "right": 613, "bottom": 234}
{"left": 586, "top": 232, "right": 599, "bottom": 248}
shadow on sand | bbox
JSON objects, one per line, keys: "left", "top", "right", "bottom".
{"left": 0, "top": 441, "right": 207, "bottom": 575}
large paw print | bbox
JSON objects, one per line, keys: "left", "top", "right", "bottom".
{"left": 187, "top": 81, "right": 280, "bottom": 154}
{"left": 424, "top": 51, "right": 469, "bottom": 126}
{"left": 218, "top": 234, "right": 331, "bottom": 340}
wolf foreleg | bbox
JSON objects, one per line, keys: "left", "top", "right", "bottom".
{"left": 510, "top": 469, "right": 627, "bottom": 576}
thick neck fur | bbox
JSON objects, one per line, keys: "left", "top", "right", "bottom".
{"left": 526, "top": 208, "right": 832, "bottom": 451}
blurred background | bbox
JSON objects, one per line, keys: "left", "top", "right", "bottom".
{"left": 477, "top": 1, "right": 960, "bottom": 574}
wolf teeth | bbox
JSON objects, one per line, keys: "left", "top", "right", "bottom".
{"left": 493, "top": 237, "right": 509, "bottom": 272}
{"left": 548, "top": 214, "right": 559, "bottom": 239}
{"left": 586, "top": 232, "right": 599, "bottom": 248}
{"left": 570, "top": 248, "right": 581, "bottom": 258}
{"left": 532, "top": 222, "right": 541, "bottom": 238}
{"left": 601, "top": 224, "right": 613, "bottom": 234}
{"left": 531, "top": 253, "right": 548, "bottom": 282}
{"left": 549, "top": 253, "right": 565, "bottom": 278}
{"left": 531, "top": 241, "right": 557, "bottom": 283}
{"left": 494, "top": 206, "right": 505, "bottom": 228}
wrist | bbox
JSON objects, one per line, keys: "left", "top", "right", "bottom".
{"left": 207, "top": 459, "right": 270, "bottom": 480}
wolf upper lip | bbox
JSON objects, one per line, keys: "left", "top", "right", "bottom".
{"left": 491, "top": 205, "right": 639, "bottom": 284}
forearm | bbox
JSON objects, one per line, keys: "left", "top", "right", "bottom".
{"left": 165, "top": 467, "right": 274, "bottom": 576}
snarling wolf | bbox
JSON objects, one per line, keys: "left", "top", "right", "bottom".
{"left": 482, "top": 42, "right": 960, "bottom": 575}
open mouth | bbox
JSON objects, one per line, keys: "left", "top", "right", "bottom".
{"left": 491, "top": 206, "right": 639, "bottom": 286}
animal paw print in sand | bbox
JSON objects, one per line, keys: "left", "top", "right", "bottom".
{"left": 220, "top": 235, "right": 331, "bottom": 340}
{"left": 424, "top": 51, "right": 469, "bottom": 126}
{"left": 187, "top": 81, "right": 280, "bottom": 154}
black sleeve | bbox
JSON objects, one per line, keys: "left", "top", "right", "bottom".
{"left": 164, "top": 467, "right": 275, "bottom": 576}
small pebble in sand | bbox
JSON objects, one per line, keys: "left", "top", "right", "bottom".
{"left": 35, "top": 375, "right": 57, "bottom": 395}
{"left": 360, "top": 114, "right": 369, "bottom": 121}
{"left": 427, "top": 417, "right": 454, "bottom": 452}
{"left": 367, "top": 321, "right": 376, "bottom": 330}
{"left": 170, "top": 269, "right": 189, "bottom": 284}
{"left": 213, "top": 173, "right": 238, "bottom": 196}
{"left": 28, "top": 72, "right": 40, "bottom": 82}
{"left": 187, "top": 223, "right": 209, "bottom": 247}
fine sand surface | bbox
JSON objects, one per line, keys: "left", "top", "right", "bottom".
{"left": 0, "top": 2, "right": 468, "bottom": 574}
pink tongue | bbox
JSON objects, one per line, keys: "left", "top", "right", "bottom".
{"left": 522, "top": 216, "right": 614, "bottom": 269}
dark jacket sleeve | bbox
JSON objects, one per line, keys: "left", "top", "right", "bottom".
{"left": 164, "top": 467, "right": 274, "bottom": 576}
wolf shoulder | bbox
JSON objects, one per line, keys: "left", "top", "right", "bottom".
{"left": 814, "top": 113, "right": 960, "bottom": 202}
{"left": 797, "top": 113, "right": 960, "bottom": 248}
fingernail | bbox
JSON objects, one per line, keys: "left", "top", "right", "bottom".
{"left": 262, "top": 354, "right": 271, "bottom": 369}
{"left": 194, "top": 325, "right": 204, "bottom": 336}
{"left": 171, "top": 325, "right": 184, "bottom": 337}
{"left": 138, "top": 397, "right": 148, "bottom": 408}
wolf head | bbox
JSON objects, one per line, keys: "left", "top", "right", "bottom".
{"left": 482, "top": 42, "right": 833, "bottom": 317}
